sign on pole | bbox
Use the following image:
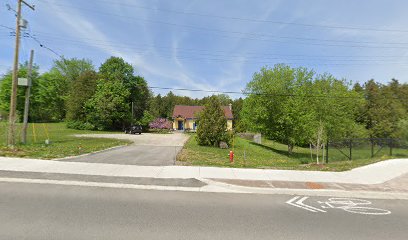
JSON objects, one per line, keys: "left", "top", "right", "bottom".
{"left": 18, "top": 77, "right": 29, "bottom": 86}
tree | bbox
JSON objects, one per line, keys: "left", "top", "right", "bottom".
{"left": 0, "top": 63, "right": 40, "bottom": 121}
{"left": 129, "top": 76, "right": 150, "bottom": 121}
{"left": 30, "top": 70, "right": 66, "bottom": 122}
{"left": 360, "top": 79, "right": 406, "bottom": 138}
{"left": 53, "top": 58, "right": 94, "bottom": 85}
{"left": 196, "top": 96, "right": 230, "bottom": 147}
{"left": 65, "top": 70, "right": 98, "bottom": 122}
{"left": 85, "top": 79, "right": 131, "bottom": 130}
{"left": 232, "top": 97, "right": 245, "bottom": 132}
{"left": 199, "top": 94, "right": 231, "bottom": 106}
{"left": 83, "top": 56, "right": 150, "bottom": 130}
{"left": 148, "top": 94, "right": 165, "bottom": 118}
{"left": 99, "top": 57, "right": 133, "bottom": 83}
{"left": 307, "top": 74, "right": 364, "bottom": 163}
{"left": 241, "top": 65, "right": 315, "bottom": 154}
{"left": 241, "top": 65, "right": 364, "bottom": 158}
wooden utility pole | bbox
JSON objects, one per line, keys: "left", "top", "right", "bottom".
{"left": 7, "top": 0, "right": 35, "bottom": 146}
{"left": 21, "top": 49, "right": 34, "bottom": 144}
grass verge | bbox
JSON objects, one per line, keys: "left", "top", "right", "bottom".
{"left": 0, "top": 122, "right": 131, "bottom": 159}
{"left": 177, "top": 134, "right": 408, "bottom": 171}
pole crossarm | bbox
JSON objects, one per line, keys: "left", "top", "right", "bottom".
{"left": 22, "top": 0, "right": 35, "bottom": 10}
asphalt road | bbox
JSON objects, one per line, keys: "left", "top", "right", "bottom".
{"left": 0, "top": 182, "right": 407, "bottom": 240}
{"left": 63, "top": 133, "right": 188, "bottom": 166}
{"left": 63, "top": 145, "right": 183, "bottom": 166}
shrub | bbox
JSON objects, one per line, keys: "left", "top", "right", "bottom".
{"left": 149, "top": 118, "right": 172, "bottom": 129}
{"left": 196, "top": 96, "right": 229, "bottom": 147}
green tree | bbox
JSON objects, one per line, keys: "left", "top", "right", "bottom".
{"left": 99, "top": 57, "right": 133, "bottom": 83}
{"left": 129, "top": 76, "right": 150, "bottom": 121}
{"left": 85, "top": 79, "right": 131, "bottom": 130}
{"left": 53, "top": 58, "right": 94, "bottom": 85}
{"left": 83, "top": 56, "right": 150, "bottom": 130}
{"left": 30, "top": 70, "right": 66, "bottom": 122}
{"left": 65, "top": 70, "right": 98, "bottom": 122}
{"left": 241, "top": 65, "right": 315, "bottom": 154}
{"left": 0, "top": 63, "right": 40, "bottom": 121}
{"left": 196, "top": 96, "right": 230, "bottom": 147}
{"left": 307, "top": 74, "right": 365, "bottom": 163}
{"left": 232, "top": 97, "right": 245, "bottom": 132}
{"left": 199, "top": 94, "right": 231, "bottom": 106}
{"left": 361, "top": 79, "right": 406, "bottom": 138}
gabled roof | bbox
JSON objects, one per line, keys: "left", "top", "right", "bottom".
{"left": 172, "top": 105, "right": 233, "bottom": 119}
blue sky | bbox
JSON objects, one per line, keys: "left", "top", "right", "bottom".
{"left": 1, "top": 0, "right": 408, "bottom": 98}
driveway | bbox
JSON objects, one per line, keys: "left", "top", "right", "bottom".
{"left": 61, "top": 133, "right": 189, "bottom": 166}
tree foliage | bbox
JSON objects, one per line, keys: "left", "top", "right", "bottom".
{"left": 0, "top": 63, "right": 40, "bottom": 121}
{"left": 66, "top": 70, "right": 98, "bottom": 122}
{"left": 196, "top": 96, "right": 230, "bottom": 147}
{"left": 80, "top": 57, "right": 150, "bottom": 130}
{"left": 241, "top": 64, "right": 364, "bottom": 157}
{"left": 85, "top": 79, "right": 131, "bottom": 130}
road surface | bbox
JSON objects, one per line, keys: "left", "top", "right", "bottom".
{"left": 0, "top": 182, "right": 406, "bottom": 240}
{"left": 63, "top": 133, "right": 188, "bottom": 166}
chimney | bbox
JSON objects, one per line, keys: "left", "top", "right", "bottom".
{"left": 228, "top": 103, "right": 232, "bottom": 111}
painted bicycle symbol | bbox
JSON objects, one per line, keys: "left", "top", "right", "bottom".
{"left": 318, "top": 198, "right": 391, "bottom": 215}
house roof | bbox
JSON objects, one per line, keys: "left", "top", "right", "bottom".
{"left": 172, "top": 105, "right": 233, "bottom": 119}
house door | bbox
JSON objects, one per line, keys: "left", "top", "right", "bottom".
{"left": 178, "top": 120, "right": 184, "bottom": 130}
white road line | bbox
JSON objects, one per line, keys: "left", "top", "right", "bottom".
{"left": 286, "top": 196, "right": 317, "bottom": 213}
{"left": 297, "top": 197, "right": 327, "bottom": 213}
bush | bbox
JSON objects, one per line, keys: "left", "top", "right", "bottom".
{"left": 196, "top": 96, "right": 229, "bottom": 147}
{"left": 149, "top": 118, "right": 172, "bottom": 129}
{"left": 136, "top": 111, "right": 155, "bottom": 131}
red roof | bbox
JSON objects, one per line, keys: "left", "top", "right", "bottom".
{"left": 172, "top": 105, "right": 233, "bottom": 119}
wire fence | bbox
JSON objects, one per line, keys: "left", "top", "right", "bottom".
{"left": 327, "top": 138, "right": 408, "bottom": 162}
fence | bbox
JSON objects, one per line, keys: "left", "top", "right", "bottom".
{"left": 327, "top": 138, "right": 408, "bottom": 162}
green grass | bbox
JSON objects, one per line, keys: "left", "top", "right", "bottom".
{"left": 0, "top": 122, "right": 131, "bottom": 159}
{"left": 177, "top": 135, "right": 408, "bottom": 171}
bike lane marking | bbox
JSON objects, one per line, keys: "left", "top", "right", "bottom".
{"left": 286, "top": 196, "right": 391, "bottom": 215}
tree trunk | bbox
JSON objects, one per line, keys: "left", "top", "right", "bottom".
{"left": 288, "top": 144, "right": 294, "bottom": 155}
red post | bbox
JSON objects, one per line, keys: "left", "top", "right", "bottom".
{"left": 229, "top": 150, "right": 234, "bottom": 163}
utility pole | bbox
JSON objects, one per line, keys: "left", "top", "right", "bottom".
{"left": 7, "top": 0, "right": 35, "bottom": 146}
{"left": 21, "top": 49, "right": 34, "bottom": 144}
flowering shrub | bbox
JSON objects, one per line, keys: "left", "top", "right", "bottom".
{"left": 149, "top": 118, "right": 172, "bottom": 129}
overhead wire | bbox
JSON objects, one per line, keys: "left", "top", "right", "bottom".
{"left": 34, "top": 1, "right": 408, "bottom": 49}
{"left": 38, "top": 0, "right": 408, "bottom": 34}
{"left": 147, "top": 86, "right": 408, "bottom": 100}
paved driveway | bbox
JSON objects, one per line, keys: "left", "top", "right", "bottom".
{"left": 61, "top": 133, "right": 189, "bottom": 166}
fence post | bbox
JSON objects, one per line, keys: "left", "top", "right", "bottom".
{"left": 325, "top": 141, "right": 329, "bottom": 163}
{"left": 371, "top": 138, "right": 374, "bottom": 158}
{"left": 349, "top": 139, "right": 352, "bottom": 160}
{"left": 389, "top": 139, "right": 393, "bottom": 156}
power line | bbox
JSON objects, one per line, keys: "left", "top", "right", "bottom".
{"left": 39, "top": 0, "right": 408, "bottom": 34}
{"left": 26, "top": 33, "right": 63, "bottom": 58}
{"left": 147, "top": 86, "right": 408, "bottom": 100}
{"left": 23, "top": 34, "right": 408, "bottom": 65}
{"left": 4, "top": 26, "right": 408, "bottom": 66}
{"left": 0, "top": 24, "right": 63, "bottom": 58}
{"left": 35, "top": 2, "right": 408, "bottom": 49}
{"left": 33, "top": 33, "right": 408, "bottom": 60}
{"left": 33, "top": 41, "right": 408, "bottom": 65}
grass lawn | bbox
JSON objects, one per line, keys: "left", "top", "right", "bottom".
{"left": 177, "top": 134, "right": 408, "bottom": 171}
{"left": 0, "top": 122, "right": 131, "bottom": 159}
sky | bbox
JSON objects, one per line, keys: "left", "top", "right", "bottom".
{"left": 1, "top": 0, "right": 408, "bottom": 98}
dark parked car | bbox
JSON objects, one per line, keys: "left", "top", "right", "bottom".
{"left": 124, "top": 125, "right": 143, "bottom": 134}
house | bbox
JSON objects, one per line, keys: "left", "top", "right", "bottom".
{"left": 172, "top": 104, "right": 233, "bottom": 131}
